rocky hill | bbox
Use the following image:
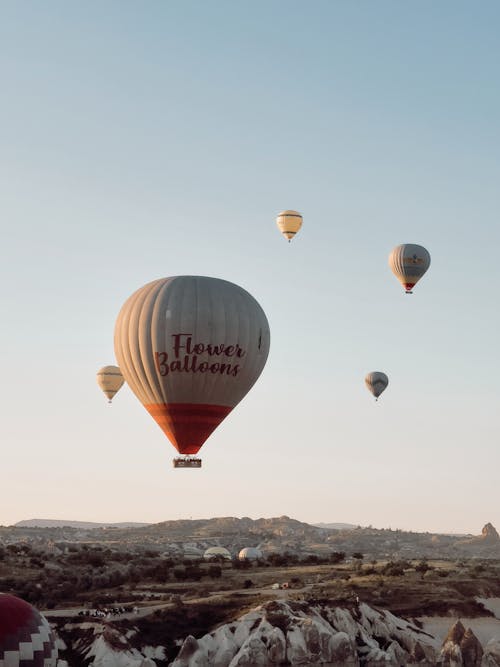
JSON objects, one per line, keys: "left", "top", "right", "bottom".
{"left": 131, "top": 515, "right": 330, "bottom": 539}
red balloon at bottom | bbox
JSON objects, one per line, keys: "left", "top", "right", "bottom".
{"left": 0, "top": 594, "right": 58, "bottom": 667}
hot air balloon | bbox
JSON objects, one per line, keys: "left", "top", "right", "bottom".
{"left": 204, "top": 546, "right": 232, "bottom": 561}
{"left": 97, "top": 365, "right": 124, "bottom": 403}
{"left": 0, "top": 594, "right": 58, "bottom": 667}
{"left": 365, "top": 372, "right": 389, "bottom": 401}
{"left": 276, "top": 210, "right": 302, "bottom": 242}
{"left": 238, "top": 547, "right": 263, "bottom": 561}
{"left": 389, "top": 244, "right": 431, "bottom": 293}
{"left": 114, "top": 276, "right": 270, "bottom": 468}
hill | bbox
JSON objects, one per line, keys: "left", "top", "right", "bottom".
{"left": 14, "top": 519, "right": 150, "bottom": 529}
{"left": 313, "top": 522, "right": 357, "bottom": 530}
{"left": 5, "top": 517, "right": 500, "bottom": 560}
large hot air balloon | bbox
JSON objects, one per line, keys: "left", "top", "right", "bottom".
{"left": 0, "top": 594, "right": 58, "bottom": 667}
{"left": 365, "top": 372, "right": 389, "bottom": 401}
{"left": 114, "top": 276, "right": 270, "bottom": 468}
{"left": 276, "top": 210, "right": 302, "bottom": 242}
{"left": 97, "top": 365, "right": 124, "bottom": 403}
{"left": 389, "top": 244, "right": 431, "bottom": 293}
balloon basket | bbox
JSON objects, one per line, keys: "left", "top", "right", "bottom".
{"left": 173, "top": 457, "right": 202, "bottom": 469}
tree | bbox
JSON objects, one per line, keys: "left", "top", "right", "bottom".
{"left": 173, "top": 568, "right": 187, "bottom": 581}
{"left": 232, "top": 559, "right": 251, "bottom": 569}
{"left": 208, "top": 565, "right": 222, "bottom": 579}
{"left": 415, "top": 560, "right": 432, "bottom": 579}
{"left": 329, "top": 551, "right": 346, "bottom": 564}
{"left": 352, "top": 552, "right": 364, "bottom": 572}
{"left": 382, "top": 561, "right": 406, "bottom": 577}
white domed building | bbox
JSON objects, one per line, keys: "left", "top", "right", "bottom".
{"left": 203, "top": 546, "right": 231, "bottom": 561}
{"left": 238, "top": 547, "right": 263, "bottom": 561}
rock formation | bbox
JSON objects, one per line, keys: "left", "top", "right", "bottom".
{"left": 170, "top": 600, "right": 438, "bottom": 666}
{"left": 437, "top": 620, "right": 483, "bottom": 666}
{"left": 51, "top": 601, "right": 498, "bottom": 666}
{"left": 481, "top": 524, "right": 500, "bottom": 544}
{"left": 455, "top": 523, "right": 500, "bottom": 553}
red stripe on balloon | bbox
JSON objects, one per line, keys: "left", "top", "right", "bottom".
{"left": 144, "top": 403, "right": 233, "bottom": 455}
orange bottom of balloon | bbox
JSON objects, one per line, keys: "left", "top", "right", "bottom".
{"left": 144, "top": 403, "right": 233, "bottom": 455}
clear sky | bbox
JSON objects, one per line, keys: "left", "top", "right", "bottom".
{"left": 1, "top": 1, "right": 499, "bottom": 533}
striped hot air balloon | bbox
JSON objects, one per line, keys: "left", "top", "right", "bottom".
{"left": 0, "top": 594, "right": 58, "bottom": 667}
{"left": 96, "top": 365, "right": 124, "bottom": 403}
{"left": 365, "top": 372, "right": 389, "bottom": 401}
{"left": 389, "top": 244, "right": 431, "bottom": 294}
{"left": 276, "top": 210, "right": 303, "bottom": 242}
{"left": 114, "top": 276, "right": 270, "bottom": 466}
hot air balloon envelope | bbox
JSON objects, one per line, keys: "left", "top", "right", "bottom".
{"left": 97, "top": 365, "right": 124, "bottom": 403}
{"left": 114, "top": 276, "right": 270, "bottom": 458}
{"left": 0, "top": 594, "right": 58, "bottom": 667}
{"left": 389, "top": 244, "right": 430, "bottom": 293}
{"left": 204, "top": 546, "right": 232, "bottom": 561}
{"left": 365, "top": 371, "right": 389, "bottom": 400}
{"left": 276, "top": 210, "right": 303, "bottom": 242}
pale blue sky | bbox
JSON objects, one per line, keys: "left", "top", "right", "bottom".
{"left": 1, "top": 1, "right": 499, "bottom": 532}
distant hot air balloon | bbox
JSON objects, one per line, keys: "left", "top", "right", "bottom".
{"left": 389, "top": 244, "right": 431, "bottom": 293}
{"left": 365, "top": 372, "right": 389, "bottom": 401}
{"left": 276, "top": 210, "right": 302, "bottom": 242}
{"left": 114, "top": 276, "right": 270, "bottom": 468}
{"left": 238, "top": 547, "right": 263, "bottom": 561}
{"left": 204, "top": 546, "right": 232, "bottom": 561}
{"left": 0, "top": 594, "right": 58, "bottom": 667}
{"left": 97, "top": 365, "right": 124, "bottom": 403}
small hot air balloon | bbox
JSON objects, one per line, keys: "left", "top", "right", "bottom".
{"left": 97, "top": 365, "right": 124, "bottom": 403}
{"left": 389, "top": 243, "right": 430, "bottom": 293}
{"left": 0, "top": 594, "right": 58, "bottom": 667}
{"left": 276, "top": 210, "right": 302, "bottom": 242}
{"left": 365, "top": 372, "right": 389, "bottom": 401}
{"left": 114, "top": 276, "right": 270, "bottom": 468}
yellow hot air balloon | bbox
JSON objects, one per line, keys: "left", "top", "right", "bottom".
{"left": 365, "top": 372, "right": 389, "bottom": 401}
{"left": 114, "top": 276, "right": 270, "bottom": 468}
{"left": 96, "top": 365, "right": 124, "bottom": 404}
{"left": 276, "top": 210, "right": 302, "bottom": 242}
{"left": 389, "top": 244, "right": 431, "bottom": 294}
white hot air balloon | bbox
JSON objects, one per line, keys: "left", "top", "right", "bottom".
{"left": 389, "top": 244, "right": 431, "bottom": 294}
{"left": 365, "top": 372, "right": 389, "bottom": 401}
{"left": 276, "top": 210, "right": 302, "bottom": 242}
{"left": 97, "top": 365, "right": 124, "bottom": 403}
{"left": 238, "top": 547, "right": 262, "bottom": 561}
{"left": 203, "top": 546, "right": 232, "bottom": 561}
{"left": 114, "top": 276, "right": 270, "bottom": 468}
